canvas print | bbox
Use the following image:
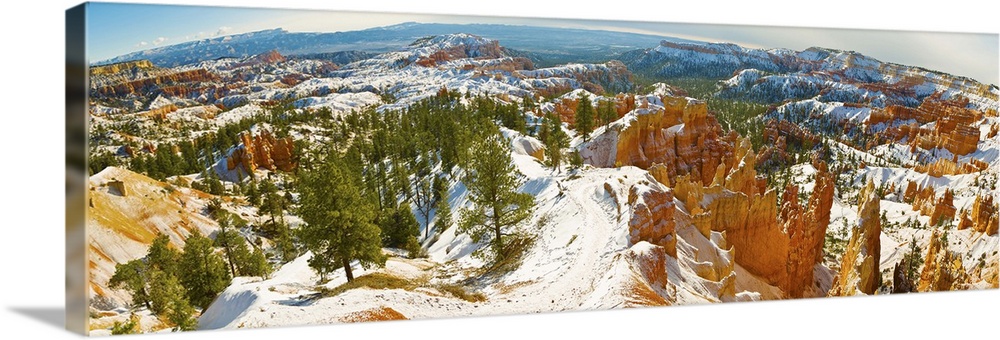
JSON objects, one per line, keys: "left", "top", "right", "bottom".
{"left": 76, "top": 2, "right": 999, "bottom": 335}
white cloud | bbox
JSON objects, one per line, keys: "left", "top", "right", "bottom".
{"left": 216, "top": 26, "right": 233, "bottom": 36}
{"left": 134, "top": 41, "right": 148, "bottom": 48}
{"left": 152, "top": 37, "right": 167, "bottom": 46}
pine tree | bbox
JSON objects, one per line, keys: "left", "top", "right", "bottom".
{"left": 458, "top": 133, "right": 535, "bottom": 261}
{"left": 148, "top": 269, "right": 196, "bottom": 331}
{"left": 213, "top": 213, "right": 253, "bottom": 277}
{"left": 575, "top": 93, "right": 595, "bottom": 142}
{"left": 904, "top": 236, "right": 922, "bottom": 290}
{"left": 247, "top": 247, "right": 272, "bottom": 279}
{"left": 147, "top": 269, "right": 182, "bottom": 316}
{"left": 379, "top": 204, "right": 420, "bottom": 252}
{"left": 259, "top": 178, "right": 284, "bottom": 226}
{"left": 599, "top": 98, "right": 618, "bottom": 127}
{"left": 178, "top": 231, "right": 231, "bottom": 310}
{"left": 246, "top": 180, "right": 260, "bottom": 206}
{"left": 435, "top": 192, "right": 453, "bottom": 233}
{"left": 110, "top": 313, "right": 139, "bottom": 335}
{"left": 108, "top": 259, "right": 152, "bottom": 310}
{"left": 411, "top": 152, "right": 435, "bottom": 239}
{"left": 298, "top": 153, "right": 385, "bottom": 282}
{"left": 542, "top": 112, "right": 569, "bottom": 172}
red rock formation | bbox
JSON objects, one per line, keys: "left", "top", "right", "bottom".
{"left": 787, "top": 160, "right": 836, "bottom": 297}
{"left": 913, "top": 158, "right": 988, "bottom": 177}
{"left": 472, "top": 57, "right": 534, "bottom": 74}
{"left": 90, "top": 60, "right": 155, "bottom": 76}
{"left": 763, "top": 119, "right": 820, "bottom": 147}
{"left": 414, "top": 37, "right": 507, "bottom": 67}
{"left": 552, "top": 97, "right": 580, "bottom": 127}
{"left": 907, "top": 183, "right": 956, "bottom": 225}
{"left": 873, "top": 93, "right": 983, "bottom": 156}
{"left": 830, "top": 180, "right": 882, "bottom": 296}
{"left": 226, "top": 129, "right": 297, "bottom": 174}
{"left": 143, "top": 104, "right": 178, "bottom": 121}
{"left": 627, "top": 183, "right": 677, "bottom": 257}
{"left": 614, "top": 94, "right": 636, "bottom": 118}
{"left": 93, "top": 68, "right": 219, "bottom": 98}
{"left": 902, "top": 181, "right": 918, "bottom": 202}
{"left": 614, "top": 95, "right": 732, "bottom": 187}
{"left": 958, "top": 195, "right": 999, "bottom": 235}
{"left": 672, "top": 151, "right": 835, "bottom": 298}
{"left": 917, "top": 230, "right": 968, "bottom": 291}
{"left": 249, "top": 50, "right": 286, "bottom": 64}
{"left": 605, "top": 93, "right": 839, "bottom": 297}
{"left": 619, "top": 242, "right": 670, "bottom": 301}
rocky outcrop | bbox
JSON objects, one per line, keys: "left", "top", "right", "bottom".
{"left": 621, "top": 242, "right": 670, "bottom": 297}
{"left": 872, "top": 93, "right": 983, "bottom": 156}
{"left": 519, "top": 61, "right": 635, "bottom": 96}
{"left": 90, "top": 60, "right": 155, "bottom": 76}
{"left": 229, "top": 50, "right": 286, "bottom": 69}
{"left": 830, "top": 180, "right": 882, "bottom": 296}
{"left": 913, "top": 158, "right": 988, "bottom": 177}
{"left": 957, "top": 195, "right": 999, "bottom": 235}
{"left": 552, "top": 97, "right": 580, "bottom": 127}
{"left": 904, "top": 181, "right": 956, "bottom": 225}
{"left": 917, "top": 230, "right": 968, "bottom": 292}
{"left": 672, "top": 144, "right": 834, "bottom": 298}
{"left": 627, "top": 182, "right": 677, "bottom": 257}
{"left": 785, "top": 160, "right": 836, "bottom": 297}
{"left": 93, "top": 68, "right": 219, "bottom": 98}
{"left": 226, "top": 129, "right": 297, "bottom": 174}
{"left": 892, "top": 260, "right": 915, "bottom": 293}
{"left": 414, "top": 35, "right": 507, "bottom": 67}
{"left": 763, "top": 118, "right": 820, "bottom": 147}
{"left": 614, "top": 95, "right": 733, "bottom": 187}
{"left": 143, "top": 104, "right": 178, "bottom": 121}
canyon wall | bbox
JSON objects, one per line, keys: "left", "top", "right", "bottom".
{"left": 830, "top": 180, "right": 882, "bottom": 296}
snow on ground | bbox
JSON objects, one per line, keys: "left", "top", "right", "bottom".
{"left": 292, "top": 92, "right": 382, "bottom": 113}
{"left": 200, "top": 141, "right": 773, "bottom": 330}
{"left": 88, "top": 167, "right": 222, "bottom": 310}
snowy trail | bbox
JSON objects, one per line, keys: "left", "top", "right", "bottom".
{"left": 478, "top": 168, "right": 628, "bottom": 314}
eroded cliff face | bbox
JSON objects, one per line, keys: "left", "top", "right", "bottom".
{"left": 671, "top": 141, "right": 833, "bottom": 298}
{"left": 627, "top": 180, "right": 677, "bottom": 257}
{"left": 912, "top": 158, "right": 988, "bottom": 177}
{"left": 93, "top": 68, "right": 219, "bottom": 98}
{"left": 904, "top": 181, "right": 957, "bottom": 226}
{"left": 763, "top": 119, "right": 821, "bottom": 147}
{"left": 830, "top": 180, "right": 882, "bottom": 296}
{"left": 587, "top": 94, "right": 837, "bottom": 298}
{"left": 957, "top": 195, "right": 999, "bottom": 235}
{"left": 90, "top": 60, "right": 155, "bottom": 76}
{"left": 786, "top": 160, "right": 836, "bottom": 297}
{"left": 871, "top": 93, "right": 983, "bottom": 156}
{"left": 613, "top": 95, "right": 733, "bottom": 187}
{"left": 226, "top": 129, "right": 297, "bottom": 174}
{"left": 415, "top": 36, "right": 508, "bottom": 67}
{"left": 917, "top": 230, "right": 969, "bottom": 292}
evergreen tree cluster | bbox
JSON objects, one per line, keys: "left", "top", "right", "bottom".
{"left": 293, "top": 90, "right": 538, "bottom": 281}
{"left": 108, "top": 230, "right": 264, "bottom": 332}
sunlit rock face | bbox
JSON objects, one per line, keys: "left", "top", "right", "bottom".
{"left": 227, "top": 129, "right": 297, "bottom": 174}
{"left": 830, "top": 180, "right": 882, "bottom": 296}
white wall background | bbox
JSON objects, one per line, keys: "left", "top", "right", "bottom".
{"left": 0, "top": 0, "right": 997, "bottom": 338}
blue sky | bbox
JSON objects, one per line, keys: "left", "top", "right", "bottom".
{"left": 86, "top": 2, "right": 999, "bottom": 85}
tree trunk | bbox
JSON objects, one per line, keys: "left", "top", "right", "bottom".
{"left": 141, "top": 287, "right": 151, "bottom": 310}
{"left": 424, "top": 213, "right": 430, "bottom": 240}
{"left": 492, "top": 205, "right": 503, "bottom": 257}
{"left": 226, "top": 248, "right": 236, "bottom": 278}
{"left": 342, "top": 257, "right": 354, "bottom": 282}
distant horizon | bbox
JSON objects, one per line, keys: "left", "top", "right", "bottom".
{"left": 86, "top": 3, "right": 999, "bottom": 85}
